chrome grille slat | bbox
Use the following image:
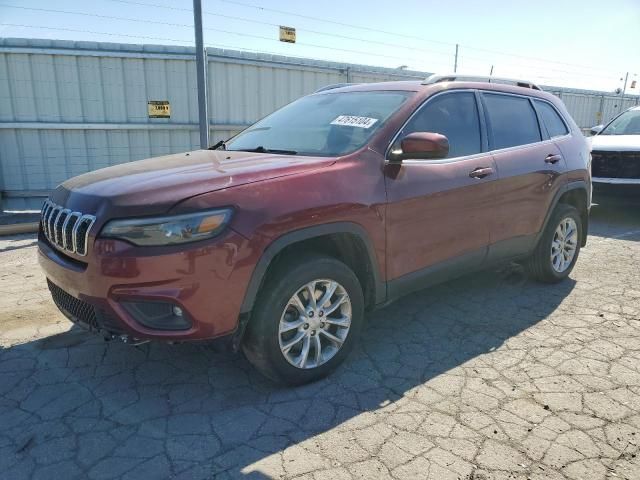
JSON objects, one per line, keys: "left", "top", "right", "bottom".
{"left": 44, "top": 202, "right": 54, "bottom": 239}
{"left": 64, "top": 213, "right": 81, "bottom": 250}
{"left": 55, "top": 209, "right": 69, "bottom": 245}
{"left": 40, "top": 200, "right": 95, "bottom": 257}
{"left": 48, "top": 205, "right": 60, "bottom": 240}
{"left": 41, "top": 202, "right": 51, "bottom": 238}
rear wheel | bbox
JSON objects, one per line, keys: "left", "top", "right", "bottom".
{"left": 242, "top": 254, "right": 364, "bottom": 385}
{"left": 525, "top": 203, "right": 582, "bottom": 283}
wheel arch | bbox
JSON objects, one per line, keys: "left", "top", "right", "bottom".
{"left": 239, "top": 222, "right": 385, "bottom": 316}
{"left": 542, "top": 181, "right": 590, "bottom": 247}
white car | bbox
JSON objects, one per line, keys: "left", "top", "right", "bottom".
{"left": 590, "top": 106, "right": 640, "bottom": 185}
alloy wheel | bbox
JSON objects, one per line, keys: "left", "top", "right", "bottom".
{"left": 278, "top": 279, "right": 352, "bottom": 369}
{"left": 550, "top": 217, "right": 578, "bottom": 273}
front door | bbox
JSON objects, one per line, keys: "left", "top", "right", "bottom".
{"left": 384, "top": 91, "right": 497, "bottom": 295}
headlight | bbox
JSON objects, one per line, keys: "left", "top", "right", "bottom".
{"left": 100, "top": 209, "right": 233, "bottom": 246}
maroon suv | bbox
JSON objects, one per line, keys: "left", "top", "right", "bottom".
{"left": 39, "top": 75, "right": 591, "bottom": 384}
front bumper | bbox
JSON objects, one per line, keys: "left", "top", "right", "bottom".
{"left": 592, "top": 177, "right": 640, "bottom": 185}
{"left": 38, "top": 229, "right": 253, "bottom": 341}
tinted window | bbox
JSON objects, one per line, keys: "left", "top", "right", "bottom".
{"left": 483, "top": 94, "right": 541, "bottom": 149}
{"left": 400, "top": 92, "right": 482, "bottom": 158}
{"left": 535, "top": 100, "right": 569, "bottom": 138}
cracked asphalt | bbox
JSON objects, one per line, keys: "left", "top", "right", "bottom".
{"left": 1, "top": 196, "right": 640, "bottom": 480}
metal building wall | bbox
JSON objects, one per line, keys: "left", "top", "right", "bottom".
{"left": 544, "top": 88, "right": 639, "bottom": 134}
{"left": 0, "top": 38, "right": 427, "bottom": 210}
{"left": 0, "top": 38, "right": 638, "bottom": 210}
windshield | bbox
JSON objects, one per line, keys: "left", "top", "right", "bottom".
{"left": 225, "top": 90, "right": 413, "bottom": 156}
{"left": 601, "top": 109, "right": 640, "bottom": 135}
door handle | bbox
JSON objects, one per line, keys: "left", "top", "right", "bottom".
{"left": 545, "top": 154, "right": 562, "bottom": 164}
{"left": 469, "top": 167, "right": 494, "bottom": 179}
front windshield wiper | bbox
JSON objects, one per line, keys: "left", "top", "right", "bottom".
{"left": 208, "top": 140, "right": 226, "bottom": 150}
{"left": 231, "top": 146, "right": 298, "bottom": 155}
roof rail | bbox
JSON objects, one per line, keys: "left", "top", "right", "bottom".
{"left": 314, "top": 83, "right": 359, "bottom": 93}
{"left": 422, "top": 74, "right": 541, "bottom": 90}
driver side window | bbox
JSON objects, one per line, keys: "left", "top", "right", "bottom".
{"left": 400, "top": 92, "right": 482, "bottom": 158}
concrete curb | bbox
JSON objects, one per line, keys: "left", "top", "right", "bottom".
{"left": 0, "top": 222, "right": 40, "bottom": 236}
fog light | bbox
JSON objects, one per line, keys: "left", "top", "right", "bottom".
{"left": 121, "top": 301, "right": 192, "bottom": 331}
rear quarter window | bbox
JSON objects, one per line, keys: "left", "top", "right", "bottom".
{"left": 534, "top": 100, "right": 569, "bottom": 138}
{"left": 483, "top": 93, "right": 542, "bottom": 150}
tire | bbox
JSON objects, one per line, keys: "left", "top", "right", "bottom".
{"left": 242, "top": 254, "right": 364, "bottom": 385}
{"left": 525, "top": 203, "right": 582, "bottom": 283}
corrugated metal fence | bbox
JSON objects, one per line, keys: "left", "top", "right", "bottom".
{"left": 1, "top": 38, "right": 638, "bottom": 210}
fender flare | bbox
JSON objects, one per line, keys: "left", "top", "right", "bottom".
{"left": 239, "top": 222, "right": 385, "bottom": 314}
{"left": 539, "top": 180, "right": 590, "bottom": 247}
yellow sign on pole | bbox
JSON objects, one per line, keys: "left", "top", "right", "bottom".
{"left": 279, "top": 26, "right": 296, "bottom": 43}
{"left": 148, "top": 100, "right": 171, "bottom": 118}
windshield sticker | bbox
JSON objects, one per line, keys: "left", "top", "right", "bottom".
{"left": 331, "top": 115, "right": 379, "bottom": 129}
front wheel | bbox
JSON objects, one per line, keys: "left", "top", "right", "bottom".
{"left": 242, "top": 254, "right": 364, "bottom": 385}
{"left": 525, "top": 203, "right": 583, "bottom": 283}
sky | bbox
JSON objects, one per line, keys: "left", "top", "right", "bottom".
{"left": 1, "top": 0, "right": 639, "bottom": 93}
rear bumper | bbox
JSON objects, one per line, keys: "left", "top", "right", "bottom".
{"left": 38, "top": 229, "right": 254, "bottom": 341}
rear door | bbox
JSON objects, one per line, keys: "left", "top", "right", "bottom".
{"left": 481, "top": 92, "right": 566, "bottom": 261}
{"left": 384, "top": 90, "right": 497, "bottom": 289}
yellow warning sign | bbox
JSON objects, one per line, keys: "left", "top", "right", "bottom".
{"left": 279, "top": 26, "right": 296, "bottom": 43}
{"left": 148, "top": 100, "right": 170, "bottom": 118}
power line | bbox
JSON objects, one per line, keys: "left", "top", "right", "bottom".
{"left": 0, "top": 23, "right": 193, "bottom": 44}
{"left": 1, "top": 3, "right": 453, "bottom": 60}
{"left": 0, "top": 4, "right": 194, "bottom": 31}
{"left": 214, "top": 0, "right": 628, "bottom": 75}
{"left": 457, "top": 55, "right": 621, "bottom": 81}
{"left": 216, "top": 0, "right": 455, "bottom": 47}
{"left": 463, "top": 44, "right": 629, "bottom": 73}
{"left": 3, "top": 14, "right": 456, "bottom": 65}
{"left": 96, "top": 0, "right": 454, "bottom": 58}
{"left": 2, "top": 1, "right": 625, "bottom": 82}
{"left": 4, "top": 0, "right": 628, "bottom": 77}
{"left": 44, "top": 0, "right": 620, "bottom": 78}
{"left": 0, "top": 22, "right": 454, "bottom": 69}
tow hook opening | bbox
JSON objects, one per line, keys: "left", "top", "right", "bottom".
{"left": 100, "top": 329, "right": 148, "bottom": 346}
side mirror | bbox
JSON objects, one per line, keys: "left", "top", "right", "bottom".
{"left": 389, "top": 132, "right": 449, "bottom": 162}
{"left": 590, "top": 124, "right": 604, "bottom": 136}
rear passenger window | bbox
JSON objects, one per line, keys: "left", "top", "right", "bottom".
{"left": 534, "top": 100, "right": 569, "bottom": 138}
{"left": 483, "top": 94, "right": 541, "bottom": 150}
{"left": 400, "top": 92, "right": 482, "bottom": 158}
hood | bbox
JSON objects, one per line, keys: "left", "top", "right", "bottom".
{"left": 589, "top": 134, "right": 640, "bottom": 152}
{"left": 51, "top": 150, "right": 335, "bottom": 217}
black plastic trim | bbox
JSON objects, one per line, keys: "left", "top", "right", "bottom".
{"left": 239, "top": 222, "right": 385, "bottom": 313}
{"left": 386, "top": 247, "right": 487, "bottom": 302}
{"left": 537, "top": 180, "right": 590, "bottom": 248}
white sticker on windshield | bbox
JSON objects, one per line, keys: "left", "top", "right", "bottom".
{"left": 331, "top": 115, "right": 378, "bottom": 129}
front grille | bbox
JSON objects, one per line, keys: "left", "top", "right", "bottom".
{"left": 41, "top": 200, "right": 95, "bottom": 256}
{"left": 48, "top": 280, "right": 98, "bottom": 329}
{"left": 592, "top": 150, "right": 640, "bottom": 179}
{"left": 47, "top": 280, "right": 123, "bottom": 333}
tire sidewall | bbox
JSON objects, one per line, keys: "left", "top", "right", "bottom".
{"left": 244, "top": 256, "right": 364, "bottom": 385}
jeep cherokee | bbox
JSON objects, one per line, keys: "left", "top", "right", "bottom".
{"left": 38, "top": 74, "right": 591, "bottom": 385}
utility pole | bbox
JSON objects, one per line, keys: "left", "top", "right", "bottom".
{"left": 619, "top": 72, "right": 629, "bottom": 112}
{"left": 454, "top": 44, "right": 459, "bottom": 73}
{"left": 193, "top": 0, "right": 209, "bottom": 149}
